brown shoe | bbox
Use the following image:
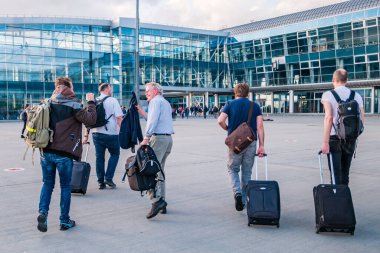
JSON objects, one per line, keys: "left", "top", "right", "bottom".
{"left": 146, "top": 199, "right": 167, "bottom": 219}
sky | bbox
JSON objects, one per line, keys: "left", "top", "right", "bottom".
{"left": 1, "top": 0, "right": 348, "bottom": 30}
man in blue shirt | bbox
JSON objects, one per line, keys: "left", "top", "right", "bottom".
{"left": 137, "top": 82, "right": 174, "bottom": 219}
{"left": 218, "top": 83, "right": 265, "bottom": 211}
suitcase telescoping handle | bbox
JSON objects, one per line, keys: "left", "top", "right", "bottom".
{"left": 254, "top": 153, "right": 268, "bottom": 180}
{"left": 318, "top": 151, "right": 336, "bottom": 185}
{"left": 83, "top": 142, "right": 90, "bottom": 163}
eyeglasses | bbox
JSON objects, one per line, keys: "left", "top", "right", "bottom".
{"left": 145, "top": 88, "right": 155, "bottom": 94}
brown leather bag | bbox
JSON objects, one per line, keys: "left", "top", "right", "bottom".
{"left": 225, "top": 102, "right": 256, "bottom": 154}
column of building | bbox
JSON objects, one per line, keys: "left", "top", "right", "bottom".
{"left": 289, "top": 90, "right": 294, "bottom": 113}
{"left": 214, "top": 94, "right": 219, "bottom": 108}
{"left": 204, "top": 91, "right": 209, "bottom": 107}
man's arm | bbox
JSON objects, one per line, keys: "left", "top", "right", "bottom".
{"left": 82, "top": 128, "right": 90, "bottom": 144}
{"left": 217, "top": 112, "right": 228, "bottom": 131}
{"left": 360, "top": 107, "right": 365, "bottom": 124}
{"left": 256, "top": 115, "right": 265, "bottom": 156}
{"left": 75, "top": 93, "right": 97, "bottom": 126}
{"left": 136, "top": 105, "right": 147, "bottom": 120}
{"left": 116, "top": 116, "right": 123, "bottom": 128}
{"left": 140, "top": 100, "right": 160, "bottom": 145}
{"left": 113, "top": 99, "right": 124, "bottom": 128}
{"left": 321, "top": 101, "right": 333, "bottom": 154}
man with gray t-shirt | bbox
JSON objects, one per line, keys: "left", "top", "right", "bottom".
{"left": 321, "top": 69, "right": 364, "bottom": 185}
{"left": 83, "top": 83, "right": 123, "bottom": 190}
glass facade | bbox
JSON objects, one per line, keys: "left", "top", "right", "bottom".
{"left": 229, "top": 6, "right": 380, "bottom": 114}
{"left": 0, "top": 22, "right": 113, "bottom": 119}
{"left": 139, "top": 28, "right": 229, "bottom": 89}
{"left": 1, "top": 3, "right": 380, "bottom": 119}
{"left": 229, "top": 15, "right": 380, "bottom": 87}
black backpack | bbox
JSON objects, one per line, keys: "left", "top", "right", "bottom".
{"left": 330, "top": 90, "right": 363, "bottom": 140}
{"left": 122, "top": 154, "right": 165, "bottom": 195}
{"left": 85, "top": 96, "right": 113, "bottom": 130}
{"left": 136, "top": 145, "right": 162, "bottom": 177}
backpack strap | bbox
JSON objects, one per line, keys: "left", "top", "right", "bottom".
{"left": 247, "top": 102, "right": 254, "bottom": 125}
{"left": 330, "top": 90, "right": 342, "bottom": 103}
{"left": 98, "top": 96, "right": 113, "bottom": 131}
{"left": 348, "top": 90, "right": 355, "bottom": 101}
{"left": 330, "top": 90, "right": 340, "bottom": 138}
{"left": 99, "top": 96, "right": 110, "bottom": 103}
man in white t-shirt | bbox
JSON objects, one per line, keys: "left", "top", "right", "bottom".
{"left": 321, "top": 69, "right": 365, "bottom": 185}
{"left": 83, "top": 83, "right": 123, "bottom": 189}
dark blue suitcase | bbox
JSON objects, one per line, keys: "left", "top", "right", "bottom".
{"left": 246, "top": 154, "right": 281, "bottom": 227}
{"left": 71, "top": 143, "right": 91, "bottom": 195}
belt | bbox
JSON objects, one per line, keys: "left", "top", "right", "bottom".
{"left": 153, "top": 133, "right": 171, "bottom": 136}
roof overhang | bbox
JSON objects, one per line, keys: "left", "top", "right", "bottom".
{"left": 250, "top": 80, "right": 380, "bottom": 93}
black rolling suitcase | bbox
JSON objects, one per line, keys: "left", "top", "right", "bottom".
{"left": 71, "top": 143, "right": 91, "bottom": 195}
{"left": 246, "top": 154, "right": 281, "bottom": 227}
{"left": 313, "top": 151, "right": 356, "bottom": 235}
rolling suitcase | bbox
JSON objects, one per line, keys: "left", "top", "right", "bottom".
{"left": 246, "top": 154, "right": 281, "bottom": 227}
{"left": 71, "top": 142, "right": 91, "bottom": 195}
{"left": 313, "top": 151, "right": 356, "bottom": 235}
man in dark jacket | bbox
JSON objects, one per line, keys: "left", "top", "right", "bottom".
{"left": 37, "top": 77, "right": 96, "bottom": 232}
{"left": 203, "top": 105, "right": 208, "bottom": 119}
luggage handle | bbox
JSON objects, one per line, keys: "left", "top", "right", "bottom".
{"left": 83, "top": 142, "right": 90, "bottom": 163}
{"left": 318, "top": 151, "right": 336, "bottom": 185}
{"left": 254, "top": 153, "right": 268, "bottom": 180}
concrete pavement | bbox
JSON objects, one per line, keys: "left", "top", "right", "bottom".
{"left": 0, "top": 115, "right": 379, "bottom": 253}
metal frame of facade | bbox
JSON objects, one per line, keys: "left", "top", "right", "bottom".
{"left": 1, "top": 0, "right": 380, "bottom": 119}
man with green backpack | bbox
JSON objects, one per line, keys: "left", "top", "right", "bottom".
{"left": 33, "top": 77, "right": 97, "bottom": 232}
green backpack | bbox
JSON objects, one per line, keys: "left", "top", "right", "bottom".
{"left": 23, "top": 100, "right": 54, "bottom": 164}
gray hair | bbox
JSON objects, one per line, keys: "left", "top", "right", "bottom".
{"left": 146, "top": 82, "right": 163, "bottom": 95}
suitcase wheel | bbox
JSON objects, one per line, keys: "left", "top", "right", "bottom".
{"left": 350, "top": 231, "right": 354, "bottom": 236}
{"left": 276, "top": 223, "right": 280, "bottom": 228}
{"left": 82, "top": 192, "right": 86, "bottom": 195}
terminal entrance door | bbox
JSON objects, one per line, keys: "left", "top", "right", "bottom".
{"left": 191, "top": 96, "right": 204, "bottom": 107}
{"left": 273, "top": 93, "right": 289, "bottom": 113}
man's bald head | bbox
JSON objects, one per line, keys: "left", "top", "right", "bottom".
{"left": 332, "top": 69, "right": 348, "bottom": 87}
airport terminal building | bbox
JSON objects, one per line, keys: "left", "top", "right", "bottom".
{"left": 1, "top": 0, "right": 380, "bottom": 119}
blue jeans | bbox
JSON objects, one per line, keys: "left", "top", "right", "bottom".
{"left": 39, "top": 152, "right": 73, "bottom": 223}
{"left": 227, "top": 141, "right": 257, "bottom": 205}
{"left": 93, "top": 133, "right": 120, "bottom": 183}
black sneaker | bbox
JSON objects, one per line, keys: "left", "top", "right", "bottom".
{"left": 146, "top": 198, "right": 167, "bottom": 219}
{"left": 105, "top": 180, "right": 116, "bottom": 189}
{"left": 98, "top": 182, "right": 106, "bottom": 190}
{"left": 37, "top": 213, "right": 47, "bottom": 232}
{"left": 234, "top": 193, "right": 244, "bottom": 211}
{"left": 60, "top": 219, "right": 76, "bottom": 231}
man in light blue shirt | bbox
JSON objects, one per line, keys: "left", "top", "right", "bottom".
{"left": 137, "top": 82, "right": 174, "bottom": 219}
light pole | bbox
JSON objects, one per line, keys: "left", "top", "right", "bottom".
{"left": 135, "top": 0, "right": 140, "bottom": 101}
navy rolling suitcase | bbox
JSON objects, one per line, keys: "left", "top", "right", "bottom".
{"left": 71, "top": 143, "right": 91, "bottom": 195}
{"left": 246, "top": 154, "right": 281, "bottom": 227}
{"left": 313, "top": 151, "right": 356, "bottom": 235}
